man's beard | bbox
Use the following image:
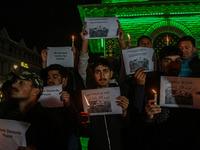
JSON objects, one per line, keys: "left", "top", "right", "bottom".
{"left": 182, "top": 52, "right": 189, "bottom": 59}
{"left": 47, "top": 81, "right": 55, "bottom": 86}
{"left": 10, "top": 96, "right": 27, "bottom": 103}
{"left": 99, "top": 78, "right": 107, "bottom": 82}
{"left": 98, "top": 78, "right": 108, "bottom": 88}
{"left": 167, "top": 68, "right": 180, "bottom": 76}
{"left": 11, "top": 87, "right": 28, "bottom": 102}
{"left": 98, "top": 84, "right": 107, "bottom": 88}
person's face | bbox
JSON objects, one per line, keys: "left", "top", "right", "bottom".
{"left": 160, "top": 55, "right": 181, "bottom": 76}
{"left": 179, "top": 41, "right": 196, "bottom": 60}
{"left": 138, "top": 38, "right": 152, "bottom": 48}
{"left": 93, "top": 65, "right": 113, "bottom": 88}
{"left": 11, "top": 79, "right": 35, "bottom": 100}
{"left": 47, "top": 70, "right": 67, "bottom": 87}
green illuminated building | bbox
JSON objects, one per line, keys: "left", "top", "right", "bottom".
{"left": 78, "top": 0, "right": 200, "bottom": 57}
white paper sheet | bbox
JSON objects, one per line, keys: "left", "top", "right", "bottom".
{"left": 81, "top": 87, "right": 122, "bottom": 116}
{"left": 0, "top": 119, "right": 30, "bottom": 150}
{"left": 122, "top": 47, "right": 155, "bottom": 75}
{"left": 47, "top": 47, "right": 74, "bottom": 67}
{"left": 85, "top": 17, "right": 118, "bottom": 39}
{"left": 160, "top": 76, "right": 200, "bottom": 109}
{"left": 38, "top": 85, "right": 63, "bottom": 108}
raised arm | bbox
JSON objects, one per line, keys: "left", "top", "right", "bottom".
{"left": 41, "top": 49, "right": 48, "bottom": 69}
{"left": 78, "top": 23, "right": 90, "bottom": 87}
{"left": 117, "top": 20, "right": 126, "bottom": 50}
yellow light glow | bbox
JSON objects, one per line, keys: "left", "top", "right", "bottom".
{"left": 72, "top": 35, "right": 75, "bottom": 47}
{"left": 152, "top": 89, "right": 157, "bottom": 94}
{"left": 21, "top": 62, "right": 29, "bottom": 69}
{"left": 166, "top": 34, "right": 169, "bottom": 45}
{"left": 13, "top": 65, "right": 18, "bottom": 70}
{"left": 0, "top": 91, "right": 2, "bottom": 102}
{"left": 127, "top": 34, "right": 131, "bottom": 40}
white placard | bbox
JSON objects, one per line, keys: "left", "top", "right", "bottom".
{"left": 160, "top": 76, "right": 200, "bottom": 109}
{"left": 47, "top": 47, "right": 74, "bottom": 67}
{"left": 38, "top": 85, "right": 63, "bottom": 108}
{"left": 0, "top": 119, "right": 30, "bottom": 150}
{"left": 85, "top": 17, "right": 119, "bottom": 39}
{"left": 81, "top": 87, "right": 122, "bottom": 116}
{"left": 122, "top": 47, "right": 155, "bottom": 75}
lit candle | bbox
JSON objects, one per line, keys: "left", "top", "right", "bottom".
{"left": 166, "top": 34, "right": 169, "bottom": 46}
{"left": 152, "top": 89, "right": 157, "bottom": 104}
{"left": 127, "top": 34, "right": 131, "bottom": 47}
{"left": 84, "top": 95, "right": 90, "bottom": 112}
{"left": 72, "top": 35, "right": 75, "bottom": 47}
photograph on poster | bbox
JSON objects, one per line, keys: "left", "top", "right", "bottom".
{"left": 165, "top": 86, "right": 193, "bottom": 105}
{"left": 160, "top": 76, "right": 200, "bottom": 109}
{"left": 81, "top": 87, "right": 122, "bottom": 116}
{"left": 89, "top": 26, "right": 109, "bottom": 38}
{"left": 129, "top": 57, "right": 149, "bottom": 73}
{"left": 85, "top": 17, "right": 118, "bottom": 39}
{"left": 122, "top": 47, "right": 154, "bottom": 75}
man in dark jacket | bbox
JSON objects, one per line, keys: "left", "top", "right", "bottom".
{"left": 144, "top": 46, "right": 200, "bottom": 150}
{"left": 82, "top": 57, "right": 130, "bottom": 150}
{"left": 41, "top": 64, "right": 81, "bottom": 150}
{"left": 0, "top": 71, "right": 73, "bottom": 150}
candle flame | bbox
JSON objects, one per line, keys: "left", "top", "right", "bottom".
{"left": 84, "top": 95, "right": 90, "bottom": 107}
{"left": 166, "top": 34, "right": 169, "bottom": 45}
{"left": 127, "top": 34, "right": 130, "bottom": 40}
{"left": 152, "top": 89, "right": 157, "bottom": 94}
{"left": 72, "top": 35, "right": 74, "bottom": 41}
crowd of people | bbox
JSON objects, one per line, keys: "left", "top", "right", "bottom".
{"left": 1, "top": 20, "right": 200, "bottom": 150}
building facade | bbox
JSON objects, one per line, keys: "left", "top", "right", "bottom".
{"left": 0, "top": 28, "right": 42, "bottom": 95}
{"left": 78, "top": 0, "right": 200, "bottom": 57}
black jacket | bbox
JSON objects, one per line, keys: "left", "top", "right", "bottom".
{"left": 143, "top": 74, "right": 200, "bottom": 150}
{"left": 82, "top": 78, "right": 144, "bottom": 150}
{"left": 0, "top": 101, "right": 78, "bottom": 150}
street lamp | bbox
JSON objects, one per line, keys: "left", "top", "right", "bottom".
{"left": 21, "top": 62, "right": 29, "bottom": 69}
{"left": 13, "top": 65, "right": 18, "bottom": 70}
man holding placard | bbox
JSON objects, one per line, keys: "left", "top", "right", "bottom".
{"left": 80, "top": 57, "right": 130, "bottom": 150}
{"left": 143, "top": 46, "right": 200, "bottom": 149}
{"left": 41, "top": 46, "right": 86, "bottom": 111}
{"left": 39, "top": 64, "right": 81, "bottom": 150}
{"left": 77, "top": 20, "right": 146, "bottom": 150}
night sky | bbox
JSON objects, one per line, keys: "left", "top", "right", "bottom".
{"left": 0, "top": 0, "right": 101, "bottom": 52}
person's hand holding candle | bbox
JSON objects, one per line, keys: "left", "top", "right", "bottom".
{"left": 145, "top": 89, "right": 161, "bottom": 119}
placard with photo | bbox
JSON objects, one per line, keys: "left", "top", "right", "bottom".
{"left": 81, "top": 87, "right": 122, "bottom": 116}
{"left": 160, "top": 76, "right": 200, "bottom": 109}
